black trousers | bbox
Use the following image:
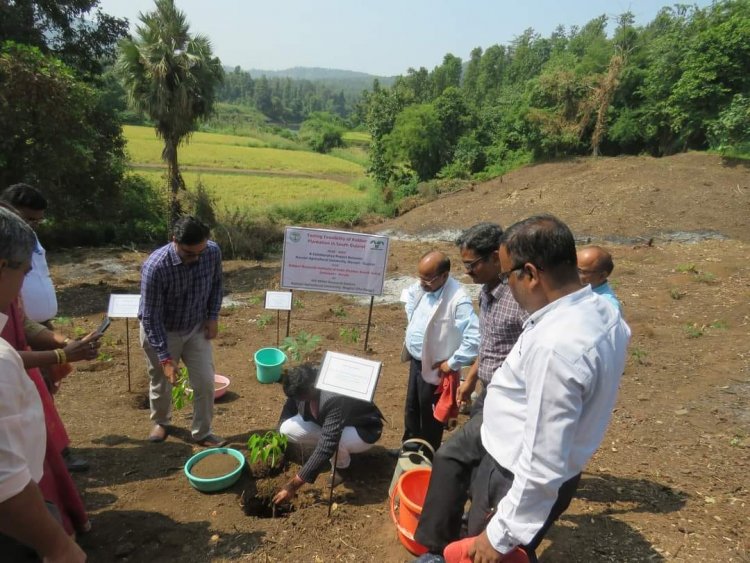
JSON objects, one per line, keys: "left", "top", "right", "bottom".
{"left": 402, "top": 357, "right": 444, "bottom": 452}
{"left": 469, "top": 384, "right": 487, "bottom": 418}
{"left": 414, "top": 415, "right": 581, "bottom": 560}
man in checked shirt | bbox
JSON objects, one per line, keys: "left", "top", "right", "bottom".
{"left": 138, "top": 216, "right": 226, "bottom": 447}
{"left": 455, "top": 223, "right": 527, "bottom": 418}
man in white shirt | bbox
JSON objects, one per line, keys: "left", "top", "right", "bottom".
{"left": 401, "top": 250, "right": 480, "bottom": 451}
{"left": 414, "top": 215, "right": 630, "bottom": 563}
{"left": 0, "top": 207, "right": 86, "bottom": 562}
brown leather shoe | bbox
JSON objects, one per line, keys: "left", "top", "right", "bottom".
{"left": 148, "top": 424, "right": 168, "bottom": 443}
{"left": 195, "top": 434, "right": 227, "bottom": 448}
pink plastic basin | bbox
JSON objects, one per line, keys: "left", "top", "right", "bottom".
{"left": 214, "top": 374, "right": 230, "bottom": 400}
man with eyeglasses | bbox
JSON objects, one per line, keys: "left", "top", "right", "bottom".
{"left": 139, "top": 216, "right": 226, "bottom": 448}
{"left": 577, "top": 245, "right": 620, "bottom": 310}
{"left": 455, "top": 223, "right": 526, "bottom": 418}
{"left": 400, "top": 250, "right": 479, "bottom": 452}
{"left": 414, "top": 215, "right": 630, "bottom": 563}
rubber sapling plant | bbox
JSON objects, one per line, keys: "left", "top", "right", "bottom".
{"left": 280, "top": 331, "right": 321, "bottom": 362}
{"left": 247, "top": 431, "right": 288, "bottom": 468}
{"left": 171, "top": 367, "right": 193, "bottom": 410}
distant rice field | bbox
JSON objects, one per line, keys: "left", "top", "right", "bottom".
{"left": 343, "top": 131, "right": 371, "bottom": 143}
{"left": 124, "top": 125, "right": 363, "bottom": 177}
{"left": 137, "top": 170, "right": 367, "bottom": 212}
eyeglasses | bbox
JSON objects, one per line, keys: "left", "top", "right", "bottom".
{"left": 418, "top": 271, "right": 446, "bottom": 284}
{"left": 462, "top": 255, "right": 487, "bottom": 272}
{"left": 177, "top": 244, "right": 206, "bottom": 258}
{"left": 498, "top": 266, "right": 524, "bottom": 285}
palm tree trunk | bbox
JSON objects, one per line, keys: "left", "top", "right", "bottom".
{"left": 164, "top": 138, "right": 184, "bottom": 234}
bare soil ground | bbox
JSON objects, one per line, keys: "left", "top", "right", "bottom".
{"left": 48, "top": 152, "right": 749, "bottom": 562}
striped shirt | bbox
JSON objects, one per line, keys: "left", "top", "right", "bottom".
{"left": 138, "top": 241, "right": 223, "bottom": 362}
{"left": 477, "top": 282, "right": 527, "bottom": 384}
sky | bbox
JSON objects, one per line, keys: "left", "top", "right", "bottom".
{"left": 97, "top": 0, "right": 714, "bottom": 76}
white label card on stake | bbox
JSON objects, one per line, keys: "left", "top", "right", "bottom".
{"left": 265, "top": 291, "right": 293, "bottom": 311}
{"left": 107, "top": 294, "right": 141, "bottom": 319}
{"left": 315, "top": 351, "right": 382, "bottom": 403}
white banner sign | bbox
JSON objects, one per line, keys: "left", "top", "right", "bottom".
{"left": 281, "top": 227, "right": 389, "bottom": 296}
{"left": 315, "top": 351, "right": 382, "bottom": 403}
{"left": 107, "top": 294, "right": 141, "bottom": 319}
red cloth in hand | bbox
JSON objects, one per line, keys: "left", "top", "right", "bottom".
{"left": 444, "top": 536, "right": 530, "bottom": 563}
{"left": 433, "top": 369, "right": 459, "bottom": 423}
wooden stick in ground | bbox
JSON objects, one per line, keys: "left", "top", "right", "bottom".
{"left": 125, "top": 317, "right": 131, "bottom": 392}
{"left": 328, "top": 446, "right": 339, "bottom": 518}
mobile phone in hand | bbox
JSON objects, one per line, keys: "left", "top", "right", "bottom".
{"left": 95, "top": 316, "right": 111, "bottom": 336}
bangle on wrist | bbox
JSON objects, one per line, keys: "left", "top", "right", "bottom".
{"left": 54, "top": 348, "right": 67, "bottom": 364}
{"left": 63, "top": 338, "right": 71, "bottom": 346}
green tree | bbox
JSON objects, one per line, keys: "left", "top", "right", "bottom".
{"left": 0, "top": 0, "right": 127, "bottom": 76}
{"left": 708, "top": 93, "right": 750, "bottom": 153}
{"left": 366, "top": 88, "right": 404, "bottom": 185}
{"left": 117, "top": 0, "right": 224, "bottom": 228}
{"left": 299, "top": 112, "right": 344, "bottom": 153}
{"left": 0, "top": 42, "right": 125, "bottom": 218}
{"left": 384, "top": 103, "right": 443, "bottom": 181}
{"left": 431, "top": 53, "right": 462, "bottom": 97}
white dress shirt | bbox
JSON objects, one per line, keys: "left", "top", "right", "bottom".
{"left": 404, "top": 278, "right": 479, "bottom": 375}
{"left": 21, "top": 237, "right": 57, "bottom": 322}
{"left": 481, "top": 285, "right": 631, "bottom": 553}
{"left": 0, "top": 313, "right": 46, "bottom": 503}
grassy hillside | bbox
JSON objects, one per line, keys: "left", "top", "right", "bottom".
{"left": 123, "top": 125, "right": 364, "bottom": 177}
{"left": 137, "top": 169, "right": 367, "bottom": 212}
{"left": 123, "top": 125, "right": 374, "bottom": 222}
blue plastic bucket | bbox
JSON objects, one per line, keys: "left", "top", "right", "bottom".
{"left": 254, "top": 347, "right": 287, "bottom": 383}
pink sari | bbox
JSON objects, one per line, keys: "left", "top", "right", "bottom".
{"left": 1, "top": 299, "right": 88, "bottom": 534}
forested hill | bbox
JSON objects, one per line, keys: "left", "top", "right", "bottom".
{"left": 246, "top": 66, "right": 396, "bottom": 85}
{"left": 218, "top": 66, "right": 396, "bottom": 123}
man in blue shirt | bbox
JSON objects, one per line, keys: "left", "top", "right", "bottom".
{"left": 401, "top": 250, "right": 479, "bottom": 451}
{"left": 139, "top": 216, "right": 225, "bottom": 447}
{"left": 577, "top": 245, "right": 621, "bottom": 310}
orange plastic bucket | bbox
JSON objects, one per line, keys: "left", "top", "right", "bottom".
{"left": 389, "top": 467, "right": 432, "bottom": 555}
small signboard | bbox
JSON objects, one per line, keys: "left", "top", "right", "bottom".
{"left": 265, "top": 290, "right": 293, "bottom": 311}
{"left": 107, "top": 294, "right": 141, "bottom": 319}
{"left": 315, "top": 351, "right": 382, "bottom": 403}
{"left": 281, "top": 227, "right": 389, "bottom": 296}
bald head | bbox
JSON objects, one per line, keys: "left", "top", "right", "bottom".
{"left": 418, "top": 250, "right": 450, "bottom": 292}
{"left": 577, "top": 245, "right": 614, "bottom": 288}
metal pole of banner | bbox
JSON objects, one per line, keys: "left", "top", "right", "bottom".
{"left": 125, "top": 318, "right": 131, "bottom": 392}
{"left": 363, "top": 295, "right": 374, "bottom": 352}
{"left": 276, "top": 310, "right": 280, "bottom": 347}
{"left": 286, "top": 291, "right": 293, "bottom": 338}
{"left": 327, "top": 445, "right": 339, "bottom": 518}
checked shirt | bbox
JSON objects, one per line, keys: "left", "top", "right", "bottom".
{"left": 477, "top": 282, "right": 527, "bottom": 385}
{"left": 139, "top": 241, "right": 223, "bottom": 362}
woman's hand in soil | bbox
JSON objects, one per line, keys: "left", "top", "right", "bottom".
{"left": 273, "top": 475, "right": 304, "bottom": 505}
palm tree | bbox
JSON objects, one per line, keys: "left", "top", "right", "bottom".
{"left": 117, "top": 0, "right": 223, "bottom": 229}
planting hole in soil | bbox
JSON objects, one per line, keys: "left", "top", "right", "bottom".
{"left": 242, "top": 494, "right": 294, "bottom": 519}
{"left": 190, "top": 453, "right": 240, "bottom": 479}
